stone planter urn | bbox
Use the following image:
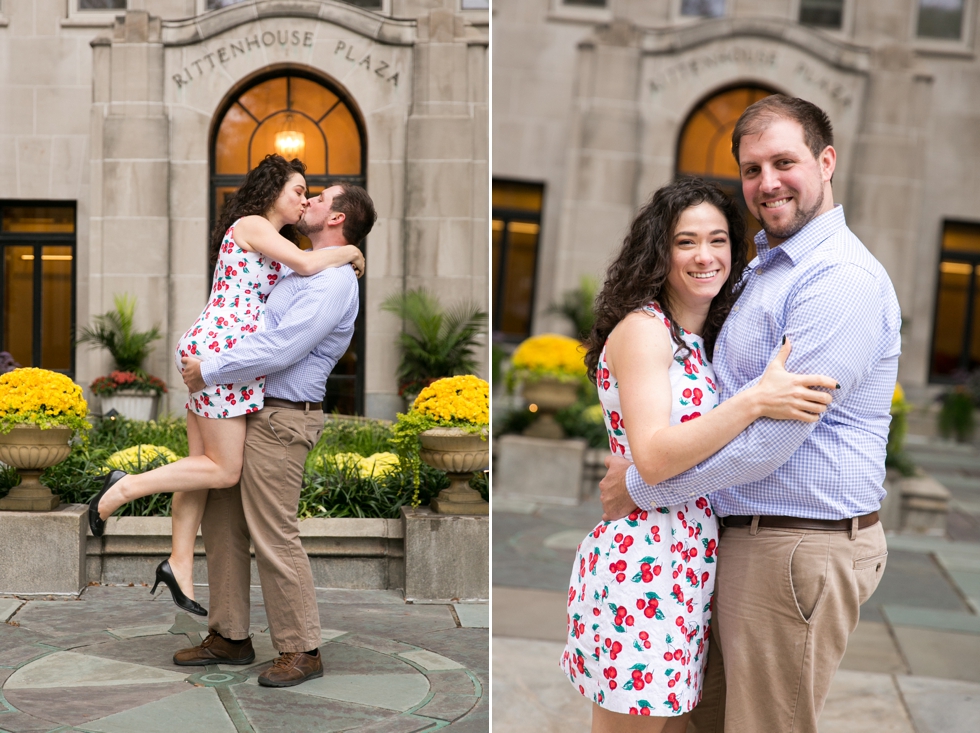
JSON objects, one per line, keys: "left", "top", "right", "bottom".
{"left": 0, "top": 425, "right": 73, "bottom": 511}
{"left": 419, "top": 427, "right": 489, "bottom": 515}
{"left": 100, "top": 390, "right": 158, "bottom": 421}
{"left": 522, "top": 378, "right": 579, "bottom": 440}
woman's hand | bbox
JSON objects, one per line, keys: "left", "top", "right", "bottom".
{"left": 345, "top": 245, "right": 365, "bottom": 278}
{"left": 752, "top": 338, "right": 838, "bottom": 422}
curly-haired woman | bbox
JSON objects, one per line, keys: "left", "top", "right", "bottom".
{"left": 560, "top": 178, "right": 837, "bottom": 732}
{"left": 87, "top": 154, "right": 364, "bottom": 616}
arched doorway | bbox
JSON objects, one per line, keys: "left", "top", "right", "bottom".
{"left": 210, "top": 69, "right": 367, "bottom": 414}
{"left": 675, "top": 85, "right": 777, "bottom": 258}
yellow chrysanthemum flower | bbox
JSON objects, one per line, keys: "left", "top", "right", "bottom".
{"left": 106, "top": 444, "right": 179, "bottom": 471}
{"left": 326, "top": 451, "right": 401, "bottom": 478}
{"left": 511, "top": 334, "right": 586, "bottom": 381}
{"left": 412, "top": 375, "right": 489, "bottom": 426}
{"left": 0, "top": 367, "right": 89, "bottom": 434}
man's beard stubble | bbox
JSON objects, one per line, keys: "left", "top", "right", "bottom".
{"left": 760, "top": 186, "right": 824, "bottom": 243}
{"left": 295, "top": 216, "right": 323, "bottom": 237}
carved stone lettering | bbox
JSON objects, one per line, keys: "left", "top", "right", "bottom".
{"left": 649, "top": 47, "right": 777, "bottom": 93}
{"left": 172, "top": 30, "right": 400, "bottom": 90}
{"left": 794, "top": 62, "right": 853, "bottom": 108}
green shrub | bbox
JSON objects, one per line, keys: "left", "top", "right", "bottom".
{"left": 0, "top": 414, "right": 479, "bottom": 519}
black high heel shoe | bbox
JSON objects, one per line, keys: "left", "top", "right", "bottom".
{"left": 151, "top": 560, "right": 208, "bottom": 617}
{"left": 89, "top": 470, "right": 127, "bottom": 538}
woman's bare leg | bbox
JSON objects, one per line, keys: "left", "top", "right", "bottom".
{"left": 97, "top": 412, "right": 246, "bottom": 520}
{"left": 165, "top": 413, "right": 210, "bottom": 601}
{"left": 592, "top": 704, "right": 689, "bottom": 733}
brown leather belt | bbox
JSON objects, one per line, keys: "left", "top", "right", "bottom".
{"left": 264, "top": 397, "right": 323, "bottom": 411}
{"left": 720, "top": 512, "right": 879, "bottom": 532}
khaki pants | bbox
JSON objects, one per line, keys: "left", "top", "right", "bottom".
{"left": 201, "top": 405, "right": 323, "bottom": 653}
{"left": 689, "top": 521, "right": 887, "bottom": 733}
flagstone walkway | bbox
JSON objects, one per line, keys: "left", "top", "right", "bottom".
{"left": 0, "top": 586, "right": 488, "bottom": 733}
{"left": 491, "top": 441, "right": 980, "bottom": 733}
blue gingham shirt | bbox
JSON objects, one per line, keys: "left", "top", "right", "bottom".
{"left": 626, "top": 206, "right": 901, "bottom": 519}
{"left": 200, "top": 262, "right": 358, "bottom": 402}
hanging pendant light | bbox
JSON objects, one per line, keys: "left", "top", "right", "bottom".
{"left": 274, "top": 114, "right": 305, "bottom": 160}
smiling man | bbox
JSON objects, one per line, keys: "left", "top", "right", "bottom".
{"left": 598, "top": 96, "right": 901, "bottom": 732}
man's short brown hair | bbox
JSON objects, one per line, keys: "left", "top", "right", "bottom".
{"left": 330, "top": 183, "right": 377, "bottom": 245}
{"left": 731, "top": 95, "right": 834, "bottom": 164}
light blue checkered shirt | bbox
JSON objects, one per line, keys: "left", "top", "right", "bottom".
{"left": 625, "top": 205, "right": 902, "bottom": 519}
{"left": 200, "top": 263, "right": 358, "bottom": 402}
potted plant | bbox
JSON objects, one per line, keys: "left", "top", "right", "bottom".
{"left": 77, "top": 294, "right": 166, "bottom": 420}
{"left": 510, "top": 333, "right": 587, "bottom": 440}
{"left": 0, "top": 368, "right": 90, "bottom": 511}
{"left": 380, "top": 287, "right": 487, "bottom": 405}
{"left": 392, "top": 375, "right": 489, "bottom": 515}
{"left": 938, "top": 384, "right": 976, "bottom": 443}
{"left": 547, "top": 275, "right": 598, "bottom": 341}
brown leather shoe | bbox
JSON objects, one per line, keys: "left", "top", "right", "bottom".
{"left": 257, "top": 650, "right": 323, "bottom": 687}
{"left": 173, "top": 630, "right": 255, "bottom": 666}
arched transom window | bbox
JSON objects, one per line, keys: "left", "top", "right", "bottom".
{"left": 676, "top": 85, "right": 776, "bottom": 255}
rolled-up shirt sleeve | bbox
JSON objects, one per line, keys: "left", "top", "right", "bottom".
{"left": 199, "top": 271, "right": 352, "bottom": 386}
{"left": 626, "top": 263, "right": 888, "bottom": 510}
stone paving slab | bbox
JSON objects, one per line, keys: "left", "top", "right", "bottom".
{"left": 453, "top": 604, "right": 488, "bottom": 629}
{"left": 0, "top": 601, "right": 23, "bottom": 624}
{"left": 895, "top": 675, "right": 980, "bottom": 733}
{"left": 890, "top": 625, "right": 980, "bottom": 683}
{"left": 883, "top": 605, "right": 980, "bottom": 634}
{"left": 0, "top": 585, "right": 486, "bottom": 732}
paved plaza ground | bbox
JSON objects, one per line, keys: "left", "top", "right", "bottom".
{"left": 0, "top": 586, "right": 488, "bottom": 733}
{"left": 492, "top": 435, "right": 980, "bottom": 733}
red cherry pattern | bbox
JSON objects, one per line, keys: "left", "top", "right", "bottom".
{"left": 177, "top": 220, "right": 278, "bottom": 419}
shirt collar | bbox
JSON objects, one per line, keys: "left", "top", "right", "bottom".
{"left": 754, "top": 204, "right": 846, "bottom": 266}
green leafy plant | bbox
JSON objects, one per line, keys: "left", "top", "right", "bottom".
{"left": 938, "top": 386, "right": 976, "bottom": 443}
{"left": 0, "top": 413, "right": 475, "bottom": 519}
{"left": 548, "top": 275, "right": 598, "bottom": 340}
{"left": 381, "top": 287, "right": 488, "bottom": 396}
{"left": 77, "top": 293, "right": 162, "bottom": 374}
{"left": 886, "top": 384, "right": 915, "bottom": 476}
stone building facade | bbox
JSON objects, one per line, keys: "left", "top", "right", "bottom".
{"left": 493, "top": 0, "right": 980, "bottom": 396}
{"left": 0, "top": 0, "right": 489, "bottom": 419}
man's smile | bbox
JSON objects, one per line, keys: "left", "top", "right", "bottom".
{"left": 761, "top": 197, "right": 792, "bottom": 209}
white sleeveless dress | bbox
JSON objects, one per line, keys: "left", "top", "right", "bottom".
{"left": 560, "top": 301, "right": 721, "bottom": 716}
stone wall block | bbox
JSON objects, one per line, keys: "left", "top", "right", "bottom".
{"left": 102, "top": 219, "right": 170, "bottom": 274}
{"left": 0, "top": 87, "right": 35, "bottom": 136}
{"left": 168, "top": 161, "right": 208, "bottom": 220}
{"left": 406, "top": 116, "right": 474, "bottom": 160}
{"left": 364, "top": 161, "right": 405, "bottom": 241}
{"left": 50, "top": 137, "right": 88, "bottom": 200}
{"left": 169, "top": 216, "right": 209, "bottom": 278}
{"left": 103, "top": 115, "right": 169, "bottom": 161}
{"left": 402, "top": 506, "right": 488, "bottom": 602}
{"left": 494, "top": 435, "right": 588, "bottom": 505}
{"left": 37, "top": 87, "right": 91, "bottom": 137}
{"left": 0, "top": 505, "right": 87, "bottom": 595}
{"left": 404, "top": 160, "right": 473, "bottom": 218}
{"left": 435, "top": 217, "right": 474, "bottom": 278}
{"left": 102, "top": 160, "right": 170, "bottom": 219}
{"left": 403, "top": 217, "right": 441, "bottom": 276}
{"left": 7, "top": 37, "right": 80, "bottom": 87}
{"left": 14, "top": 137, "right": 53, "bottom": 198}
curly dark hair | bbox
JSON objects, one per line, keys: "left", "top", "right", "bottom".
{"left": 209, "top": 154, "right": 307, "bottom": 270}
{"left": 584, "top": 177, "right": 748, "bottom": 382}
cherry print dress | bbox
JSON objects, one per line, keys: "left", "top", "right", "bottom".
{"left": 174, "top": 219, "right": 282, "bottom": 418}
{"left": 560, "top": 301, "right": 720, "bottom": 717}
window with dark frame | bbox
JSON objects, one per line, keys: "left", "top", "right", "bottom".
{"left": 917, "top": 0, "right": 965, "bottom": 40}
{"left": 211, "top": 72, "right": 367, "bottom": 414}
{"left": 562, "top": 0, "right": 607, "bottom": 6}
{"left": 681, "top": 0, "right": 726, "bottom": 18}
{"left": 78, "top": 0, "right": 126, "bottom": 9}
{"left": 0, "top": 203, "right": 76, "bottom": 377}
{"left": 492, "top": 181, "right": 544, "bottom": 343}
{"left": 930, "top": 221, "right": 980, "bottom": 380}
{"left": 799, "top": 0, "right": 845, "bottom": 29}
